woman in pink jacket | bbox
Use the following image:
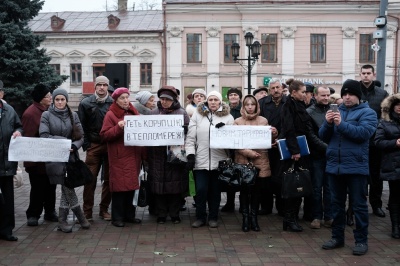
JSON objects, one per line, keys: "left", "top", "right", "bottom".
{"left": 100, "top": 88, "right": 145, "bottom": 227}
{"left": 234, "top": 95, "right": 278, "bottom": 232}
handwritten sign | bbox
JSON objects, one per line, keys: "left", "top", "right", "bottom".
{"left": 210, "top": 125, "right": 271, "bottom": 149}
{"left": 8, "top": 137, "right": 71, "bottom": 162}
{"left": 124, "top": 115, "right": 184, "bottom": 146}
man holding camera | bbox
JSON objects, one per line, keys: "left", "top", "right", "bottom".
{"left": 319, "top": 79, "right": 377, "bottom": 256}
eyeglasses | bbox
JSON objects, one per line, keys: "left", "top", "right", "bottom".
{"left": 44, "top": 94, "right": 52, "bottom": 99}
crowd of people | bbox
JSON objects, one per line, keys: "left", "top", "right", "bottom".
{"left": 0, "top": 64, "right": 399, "bottom": 256}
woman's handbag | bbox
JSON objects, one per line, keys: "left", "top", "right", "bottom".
{"left": 218, "top": 159, "right": 241, "bottom": 187}
{"left": 65, "top": 152, "right": 94, "bottom": 189}
{"left": 218, "top": 159, "right": 258, "bottom": 187}
{"left": 281, "top": 162, "right": 312, "bottom": 199}
{"left": 137, "top": 167, "right": 149, "bottom": 207}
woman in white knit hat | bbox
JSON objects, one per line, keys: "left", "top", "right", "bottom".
{"left": 185, "top": 89, "right": 206, "bottom": 117}
{"left": 133, "top": 91, "right": 155, "bottom": 115}
{"left": 185, "top": 91, "right": 234, "bottom": 228}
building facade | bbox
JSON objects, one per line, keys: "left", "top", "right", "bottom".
{"left": 164, "top": 0, "right": 400, "bottom": 101}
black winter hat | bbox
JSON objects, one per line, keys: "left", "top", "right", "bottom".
{"left": 305, "top": 82, "right": 315, "bottom": 93}
{"left": 32, "top": 84, "right": 50, "bottom": 103}
{"left": 227, "top": 87, "right": 242, "bottom": 99}
{"left": 341, "top": 79, "right": 362, "bottom": 100}
{"left": 253, "top": 87, "right": 268, "bottom": 96}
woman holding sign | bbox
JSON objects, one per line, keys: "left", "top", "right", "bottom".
{"left": 185, "top": 91, "right": 234, "bottom": 228}
{"left": 234, "top": 95, "right": 278, "bottom": 232}
{"left": 39, "top": 88, "right": 89, "bottom": 233}
{"left": 100, "top": 88, "right": 144, "bottom": 227}
{"left": 146, "top": 86, "right": 190, "bottom": 224}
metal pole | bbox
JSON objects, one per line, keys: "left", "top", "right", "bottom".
{"left": 376, "top": 0, "right": 388, "bottom": 87}
{"left": 247, "top": 45, "right": 252, "bottom": 95}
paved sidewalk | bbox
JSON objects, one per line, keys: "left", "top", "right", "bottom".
{"left": 1, "top": 167, "right": 400, "bottom": 265}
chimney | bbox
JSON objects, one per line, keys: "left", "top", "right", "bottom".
{"left": 118, "top": 0, "right": 127, "bottom": 12}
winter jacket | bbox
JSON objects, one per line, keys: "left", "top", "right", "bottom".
{"left": 234, "top": 95, "right": 275, "bottom": 178}
{"left": 77, "top": 94, "right": 113, "bottom": 150}
{"left": 133, "top": 101, "right": 152, "bottom": 115}
{"left": 100, "top": 102, "right": 144, "bottom": 192}
{"left": 185, "top": 103, "right": 196, "bottom": 117}
{"left": 259, "top": 94, "right": 288, "bottom": 136}
{"left": 280, "top": 96, "right": 326, "bottom": 158}
{"left": 147, "top": 101, "right": 190, "bottom": 195}
{"left": 306, "top": 103, "right": 329, "bottom": 158}
{"left": 374, "top": 94, "right": 400, "bottom": 181}
{"left": 185, "top": 101, "right": 234, "bottom": 171}
{"left": 21, "top": 102, "right": 48, "bottom": 175}
{"left": 360, "top": 81, "right": 388, "bottom": 119}
{"left": 0, "top": 101, "right": 23, "bottom": 177}
{"left": 319, "top": 102, "right": 377, "bottom": 176}
{"left": 39, "top": 105, "right": 84, "bottom": 185}
{"left": 230, "top": 102, "right": 242, "bottom": 119}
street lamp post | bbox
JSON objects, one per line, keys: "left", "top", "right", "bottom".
{"left": 231, "top": 32, "right": 261, "bottom": 95}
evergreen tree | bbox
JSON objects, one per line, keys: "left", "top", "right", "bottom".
{"left": 0, "top": 0, "right": 67, "bottom": 114}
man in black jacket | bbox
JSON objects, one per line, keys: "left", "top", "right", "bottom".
{"left": 78, "top": 76, "right": 114, "bottom": 221}
{"left": 258, "top": 79, "right": 287, "bottom": 216}
{"left": 359, "top": 64, "right": 389, "bottom": 218}
{"left": 306, "top": 86, "right": 330, "bottom": 229}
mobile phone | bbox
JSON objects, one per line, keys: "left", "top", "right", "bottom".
{"left": 330, "top": 104, "right": 338, "bottom": 112}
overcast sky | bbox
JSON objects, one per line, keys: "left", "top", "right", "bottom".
{"left": 41, "top": 0, "right": 139, "bottom": 12}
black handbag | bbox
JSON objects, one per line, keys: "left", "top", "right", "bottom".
{"left": 65, "top": 152, "right": 93, "bottom": 189}
{"left": 218, "top": 159, "right": 241, "bottom": 187}
{"left": 236, "top": 162, "right": 258, "bottom": 186}
{"left": 137, "top": 167, "right": 149, "bottom": 207}
{"left": 281, "top": 162, "right": 312, "bottom": 199}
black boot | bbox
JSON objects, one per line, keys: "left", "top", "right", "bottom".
{"left": 221, "top": 189, "right": 235, "bottom": 212}
{"left": 283, "top": 211, "right": 303, "bottom": 232}
{"left": 241, "top": 191, "right": 249, "bottom": 232}
{"left": 250, "top": 188, "right": 260, "bottom": 232}
{"left": 389, "top": 204, "right": 400, "bottom": 239}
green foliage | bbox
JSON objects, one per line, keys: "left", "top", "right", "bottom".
{"left": 0, "top": 0, "right": 67, "bottom": 113}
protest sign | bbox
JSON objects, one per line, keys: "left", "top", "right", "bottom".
{"left": 210, "top": 125, "right": 271, "bottom": 149}
{"left": 124, "top": 115, "right": 184, "bottom": 146}
{"left": 8, "top": 137, "right": 71, "bottom": 162}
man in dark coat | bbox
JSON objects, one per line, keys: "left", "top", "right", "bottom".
{"left": 359, "top": 64, "right": 389, "bottom": 218}
{"left": 258, "top": 78, "right": 287, "bottom": 216}
{"left": 78, "top": 76, "right": 114, "bottom": 221}
{"left": 0, "top": 86, "right": 23, "bottom": 241}
{"left": 22, "top": 84, "right": 57, "bottom": 226}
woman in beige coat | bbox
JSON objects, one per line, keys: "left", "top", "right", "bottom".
{"left": 234, "top": 95, "right": 278, "bottom": 232}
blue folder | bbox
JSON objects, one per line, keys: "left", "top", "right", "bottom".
{"left": 276, "top": 135, "right": 310, "bottom": 160}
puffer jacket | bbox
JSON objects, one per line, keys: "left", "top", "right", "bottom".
{"left": 374, "top": 94, "right": 400, "bottom": 181}
{"left": 185, "top": 101, "right": 234, "bottom": 171}
{"left": 234, "top": 95, "right": 275, "bottom": 178}
{"left": 0, "top": 101, "right": 23, "bottom": 177}
{"left": 100, "top": 102, "right": 144, "bottom": 192}
{"left": 39, "top": 105, "right": 84, "bottom": 185}
{"left": 319, "top": 102, "right": 377, "bottom": 176}
{"left": 147, "top": 101, "right": 190, "bottom": 195}
{"left": 77, "top": 94, "right": 113, "bottom": 150}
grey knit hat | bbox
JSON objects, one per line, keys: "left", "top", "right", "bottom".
{"left": 135, "top": 91, "right": 153, "bottom": 105}
{"left": 52, "top": 88, "right": 69, "bottom": 102}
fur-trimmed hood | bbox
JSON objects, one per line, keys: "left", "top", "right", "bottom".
{"left": 381, "top": 93, "right": 400, "bottom": 121}
{"left": 196, "top": 101, "right": 230, "bottom": 117}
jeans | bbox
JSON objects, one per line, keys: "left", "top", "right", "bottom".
{"left": 311, "top": 158, "right": 332, "bottom": 221}
{"left": 194, "top": 169, "right": 221, "bottom": 221}
{"left": 328, "top": 174, "right": 368, "bottom": 244}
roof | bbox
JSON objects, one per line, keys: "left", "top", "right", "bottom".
{"left": 29, "top": 11, "right": 163, "bottom": 33}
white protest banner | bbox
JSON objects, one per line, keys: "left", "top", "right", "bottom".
{"left": 8, "top": 137, "right": 71, "bottom": 162}
{"left": 210, "top": 125, "right": 271, "bottom": 149}
{"left": 124, "top": 115, "right": 184, "bottom": 146}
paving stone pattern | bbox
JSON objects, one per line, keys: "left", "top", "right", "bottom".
{"left": 1, "top": 158, "right": 400, "bottom": 265}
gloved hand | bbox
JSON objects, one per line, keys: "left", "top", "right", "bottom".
{"left": 186, "top": 154, "right": 195, "bottom": 171}
{"left": 215, "top": 122, "right": 225, "bottom": 129}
